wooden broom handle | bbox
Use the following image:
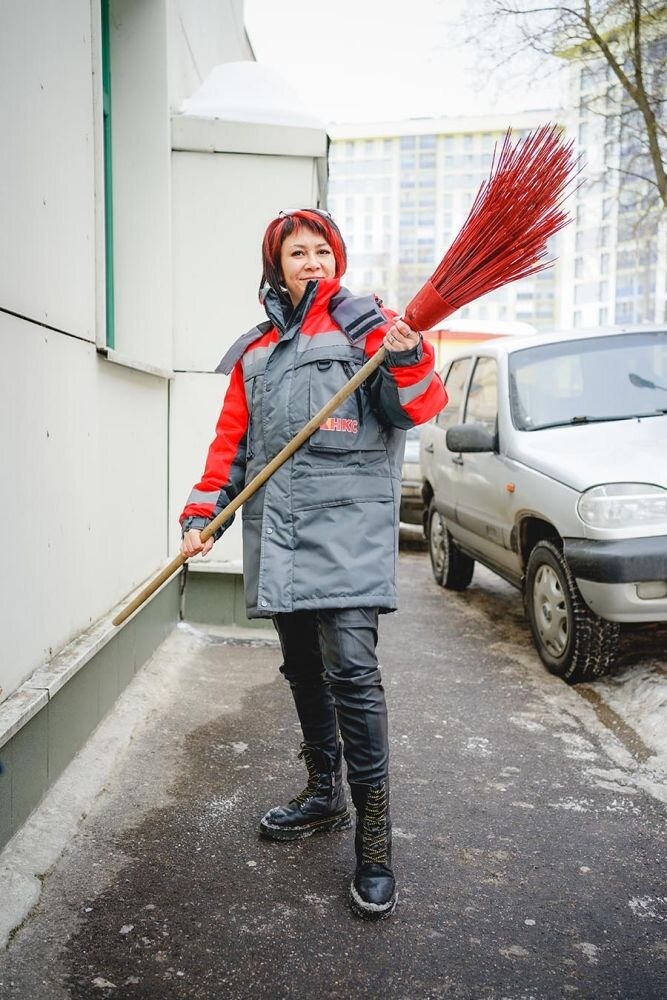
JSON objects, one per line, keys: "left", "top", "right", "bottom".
{"left": 112, "top": 345, "right": 388, "bottom": 627}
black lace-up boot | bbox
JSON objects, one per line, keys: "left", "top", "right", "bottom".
{"left": 349, "top": 780, "right": 397, "bottom": 919}
{"left": 259, "top": 742, "right": 351, "bottom": 841}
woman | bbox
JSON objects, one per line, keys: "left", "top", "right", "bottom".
{"left": 180, "top": 209, "right": 447, "bottom": 920}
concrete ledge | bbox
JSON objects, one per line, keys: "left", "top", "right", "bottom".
{"left": 0, "top": 689, "right": 48, "bottom": 753}
{"left": 171, "top": 115, "right": 328, "bottom": 158}
{"left": 0, "top": 577, "right": 180, "bottom": 852}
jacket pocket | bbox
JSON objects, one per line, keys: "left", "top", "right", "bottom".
{"left": 307, "top": 358, "right": 385, "bottom": 453}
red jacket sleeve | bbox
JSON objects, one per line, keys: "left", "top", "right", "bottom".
{"left": 364, "top": 308, "right": 448, "bottom": 428}
{"left": 179, "top": 360, "right": 249, "bottom": 526}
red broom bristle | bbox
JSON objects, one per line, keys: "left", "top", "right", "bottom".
{"left": 404, "top": 124, "right": 580, "bottom": 330}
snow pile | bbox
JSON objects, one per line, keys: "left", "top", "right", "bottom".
{"left": 595, "top": 663, "right": 667, "bottom": 763}
{"left": 180, "top": 62, "right": 325, "bottom": 130}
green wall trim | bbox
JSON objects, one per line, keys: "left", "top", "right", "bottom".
{"left": 182, "top": 569, "right": 272, "bottom": 631}
{"left": 101, "top": 0, "right": 115, "bottom": 349}
{"left": 0, "top": 578, "right": 179, "bottom": 852}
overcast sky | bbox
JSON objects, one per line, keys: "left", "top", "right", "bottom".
{"left": 244, "top": 0, "right": 564, "bottom": 125}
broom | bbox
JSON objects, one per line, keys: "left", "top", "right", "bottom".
{"left": 403, "top": 123, "right": 578, "bottom": 329}
{"left": 112, "top": 123, "right": 578, "bottom": 627}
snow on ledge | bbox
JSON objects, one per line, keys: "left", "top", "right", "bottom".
{"left": 179, "top": 62, "right": 326, "bottom": 131}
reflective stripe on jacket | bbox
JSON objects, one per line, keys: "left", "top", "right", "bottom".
{"left": 180, "top": 278, "right": 447, "bottom": 617}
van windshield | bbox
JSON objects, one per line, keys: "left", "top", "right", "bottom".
{"left": 508, "top": 332, "right": 667, "bottom": 431}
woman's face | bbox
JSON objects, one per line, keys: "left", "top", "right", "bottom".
{"left": 279, "top": 227, "right": 336, "bottom": 305}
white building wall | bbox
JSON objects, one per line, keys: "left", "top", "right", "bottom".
{"left": 171, "top": 150, "right": 318, "bottom": 372}
{"left": 108, "top": 0, "right": 172, "bottom": 370}
{"left": 0, "top": 0, "right": 97, "bottom": 340}
{"left": 0, "top": 0, "right": 267, "bottom": 705}
{"left": 0, "top": 312, "right": 168, "bottom": 702}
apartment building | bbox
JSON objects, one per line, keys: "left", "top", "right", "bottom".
{"left": 563, "top": 28, "right": 667, "bottom": 329}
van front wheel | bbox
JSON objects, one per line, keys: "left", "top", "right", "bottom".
{"left": 525, "top": 540, "right": 619, "bottom": 683}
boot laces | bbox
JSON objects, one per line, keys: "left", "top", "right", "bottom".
{"left": 292, "top": 745, "right": 323, "bottom": 806}
{"left": 361, "top": 784, "right": 388, "bottom": 865}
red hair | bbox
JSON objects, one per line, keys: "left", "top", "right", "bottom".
{"left": 260, "top": 210, "right": 347, "bottom": 300}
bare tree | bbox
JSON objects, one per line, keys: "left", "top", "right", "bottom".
{"left": 467, "top": 0, "right": 667, "bottom": 210}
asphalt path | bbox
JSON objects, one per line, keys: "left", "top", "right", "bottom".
{"left": 1, "top": 544, "right": 666, "bottom": 1000}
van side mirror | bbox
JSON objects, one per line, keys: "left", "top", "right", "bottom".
{"left": 446, "top": 423, "right": 496, "bottom": 453}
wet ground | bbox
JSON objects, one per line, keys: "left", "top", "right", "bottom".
{"left": 0, "top": 542, "right": 666, "bottom": 1000}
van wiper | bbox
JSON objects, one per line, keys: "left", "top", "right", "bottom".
{"left": 529, "top": 412, "right": 664, "bottom": 430}
{"left": 569, "top": 414, "right": 635, "bottom": 424}
{"left": 629, "top": 372, "right": 667, "bottom": 392}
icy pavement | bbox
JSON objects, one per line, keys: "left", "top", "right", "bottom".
{"left": 0, "top": 553, "right": 665, "bottom": 999}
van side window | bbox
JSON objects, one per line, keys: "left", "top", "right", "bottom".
{"left": 436, "top": 358, "right": 471, "bottom": 428}
{"left": 464, "top": 357, "right": 498, "bottom": 434}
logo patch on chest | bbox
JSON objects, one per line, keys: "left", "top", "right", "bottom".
{"left": 319, "top": 417, "right": 359, "bottom": 434}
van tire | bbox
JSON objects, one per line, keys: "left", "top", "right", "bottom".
{"left": 525, "top": 539, "right": 620, "bottom": 683}
{"left": 428, "top": 500, "right": 474, "bottom": 591}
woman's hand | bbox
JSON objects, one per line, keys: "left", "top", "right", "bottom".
{"left": 383, "top": 318, "right": 421, "bottom": 353}
{"left": 180, "top": 529, "right": 214, "bottom": 559}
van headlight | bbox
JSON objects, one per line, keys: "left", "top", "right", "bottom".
{"left": 578, "top": 483, "right": 667, "bottom": 528}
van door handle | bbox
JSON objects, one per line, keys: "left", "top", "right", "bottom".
{"left": 452, "top": 455, "right": 464, "bottom": 466}
{"left": 424, "top": 443, "right": 434, "bottom": 454}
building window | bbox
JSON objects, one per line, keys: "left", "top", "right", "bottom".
{"left": 580, "top": 66, "right": 594, "bottom": 93}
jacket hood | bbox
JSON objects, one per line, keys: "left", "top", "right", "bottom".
{"left": 262, "top": 278, "right": 342, "bottom": 333}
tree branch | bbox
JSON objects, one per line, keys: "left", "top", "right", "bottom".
{"left": 579, "top": 1, "right": 667, "bottom": 207}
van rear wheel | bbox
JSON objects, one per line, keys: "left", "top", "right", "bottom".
{"left": 428, "top": 500, "right": 474, "bottom": 591}
{"left": 525, "top": 540, "right": 619, "bottom": 683}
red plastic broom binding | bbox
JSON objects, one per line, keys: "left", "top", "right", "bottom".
{"left": 404, "top": 124, "right": 579, "bottom": 331}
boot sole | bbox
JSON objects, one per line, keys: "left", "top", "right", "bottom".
{"left": 259, "top": 810, "right": 352, "bottom": 842}
{"left": 349, "top": 882, "right": 398, "bottom": 921}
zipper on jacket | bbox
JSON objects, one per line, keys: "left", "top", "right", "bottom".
{"left": 342, "top": 361, "right": 363, "bottom": 425}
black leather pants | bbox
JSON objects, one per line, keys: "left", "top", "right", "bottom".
{"left": 273, "top": 608, "right": 389, "bottom": 785}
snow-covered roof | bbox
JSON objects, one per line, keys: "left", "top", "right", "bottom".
{"left": 180, "top": 61, "right": 326, "bottom": 131}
